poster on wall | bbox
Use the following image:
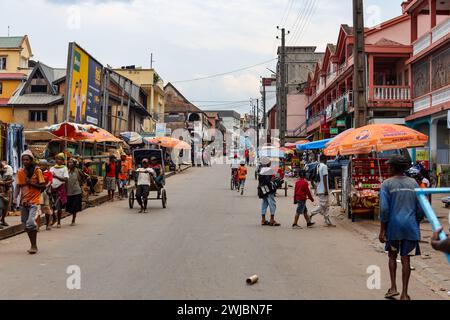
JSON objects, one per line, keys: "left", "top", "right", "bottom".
{"left": 155, "top": 123, "right": 167, "bottom": 137}
{"left": 65, "top": 42, "right": 103, "bottom": 126}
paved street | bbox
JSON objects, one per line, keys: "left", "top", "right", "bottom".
{"left": 0, "top": 165, "right": 442, "bottom": 300}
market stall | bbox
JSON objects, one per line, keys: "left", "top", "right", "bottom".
{"left": 324, "top": 124, "right": 428, "bottom": 222}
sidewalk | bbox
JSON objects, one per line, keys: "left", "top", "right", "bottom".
{"left": 0, "top": 164, "right": 191, "bottom": 241}
{"left": 327, "top": 192, "right": 450, "bottom": 300}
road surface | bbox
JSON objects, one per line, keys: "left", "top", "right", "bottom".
{"left": 0, "top": 165, "right": 441, "bottom": 300}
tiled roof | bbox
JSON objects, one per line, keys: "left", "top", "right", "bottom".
{"left": 0, "top": 36, "right": 25, "bottom": 49}
{"left": 0, "top": 73, "right": 27, "bottom": 80}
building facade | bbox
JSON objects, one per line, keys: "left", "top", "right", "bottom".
{"left": 0, "top": 36, "right": 33, "bottom": 123}
{"left": 304, "top": 12, "right": 414, "bottom": 140}
{"left": 276, "top": 46, "right": 324, "bottom": 138}
{"left": 403, "top": 0, "right": 450, "bottom": 169}
{"left": 114, "top": 67, "right": 165, "bottom": 134}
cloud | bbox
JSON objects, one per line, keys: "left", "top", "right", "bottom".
{"left": 0, "top": 0, "right": 404, "bottom": 114}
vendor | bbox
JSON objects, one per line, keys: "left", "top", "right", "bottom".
{"left": 83, "top": 159, "right": 98, "bottom": 195}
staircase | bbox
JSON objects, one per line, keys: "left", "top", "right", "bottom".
{"left": 286, "top": 121, "right": 307, "bottom": 138}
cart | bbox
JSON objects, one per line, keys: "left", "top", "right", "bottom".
{"left": 128, "top": 148, "right": 167, "bottom": 209}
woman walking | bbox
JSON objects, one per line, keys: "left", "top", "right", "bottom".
{"left": 50, "top": 153, "right": 69, "bottom": 228}
{"left": 66, "top": 159, "right": 84, "bottom": 226}
{"left": 257, "top": 157, "right": 280, "bottom": 227}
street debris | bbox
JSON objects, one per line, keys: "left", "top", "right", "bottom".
{"left": 246, "top": 275, "right": 259, "bottom": 285}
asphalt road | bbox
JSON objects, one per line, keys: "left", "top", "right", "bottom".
{"left": 0, "top": 165, "right": 441, "bottom": 300}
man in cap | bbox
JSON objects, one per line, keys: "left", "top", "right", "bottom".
{"left": 379, "top": 155, "right": 423, "bottom": 300}
{"left": 135, "top": 159, "right": 156, "bottom": 213}
{"left": 15, "top": 150, "right": 46, "bottom": 254}
{"left": 258, "top": 157, "right": 280, "bottom": 227}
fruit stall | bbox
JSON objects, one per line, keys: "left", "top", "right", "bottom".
{"left": 349, "top": 157, "right": 392, "bottom": 221}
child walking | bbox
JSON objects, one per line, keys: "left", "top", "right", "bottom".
{"left": 293, "top": 170, "right": 315, "bottom": 229}
{"left": 237, "top": 161, "right": 247, "bottom": 195}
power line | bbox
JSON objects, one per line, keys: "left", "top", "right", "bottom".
{"left": 281, "top": 0, "right": 295, "bottom": 27}
{"left": 291, "top": 0, "right": 317, "bottom": 45}
{"left": 171, "top": 58, "right": 277, "bottom": 84}
{"left": 289, "top": 0, "right": 313, "bottom": 45}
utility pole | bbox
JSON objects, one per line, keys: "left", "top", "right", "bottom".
{"left": 262, "top": 79, "right": 266, "bottom": 129}
{"left": 277, "top": 27, "right": 289, "bottom": 146}
{"left": 150, "top": 53, "right": 155, "bottom": 69}
{"left": 353, "top": 0, "right": 367, "bottom": 128}
{"left": 256, "top": 99, "right": 260, "bottom": 149}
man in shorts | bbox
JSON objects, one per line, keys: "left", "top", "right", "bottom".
{"left": 118, "top": 153, "right": 132, "bottom": 200}
{"left": 379, "top": 155, "right": 424, "bottom": 300}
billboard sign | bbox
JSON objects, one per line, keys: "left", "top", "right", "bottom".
{"left": 65, "top": 42, "right": 103, "bottom": 126}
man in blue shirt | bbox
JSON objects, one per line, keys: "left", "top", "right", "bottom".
{"left": 379, "top": 155, "right": 424, "bottom": 301}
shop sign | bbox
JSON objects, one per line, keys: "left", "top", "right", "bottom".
{"left": 330, "top": 128, "right": 339, "bottom": 135}
{"left": 337, "top": 120, "right": 346, "bottom": 127}
{"left": 320, "top": 123, "right": 330, "bottom": 134}
{"left": 155, "top": 123, "right": 167, "bottom": 137}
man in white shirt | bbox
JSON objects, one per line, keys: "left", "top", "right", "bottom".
{"left": 135, "top": 159, "right": 155, "bottom": 213}
{"left": 310, "top": 154, "right": 335, "bottom": 227}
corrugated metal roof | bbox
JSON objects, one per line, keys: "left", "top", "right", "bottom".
{"left": 8, "top": 93, "right": 63, "bottom": 105}
{"left": 0, "top": 36, "right": 25, "bottom": 48}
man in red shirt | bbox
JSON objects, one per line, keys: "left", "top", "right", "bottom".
{"left": 245, "top": 149, "right": 250, "bottom": 166}
{"left": 292, "top": 170, "right": 315, "bottom": 229}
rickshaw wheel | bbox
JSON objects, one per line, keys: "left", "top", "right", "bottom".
{"left": 129, "top": 189, "right": 135, "bottom": 209}
{"left": 162, "top": 189, "right": 167, "bottom": 208}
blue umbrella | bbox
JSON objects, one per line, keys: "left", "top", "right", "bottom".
{"left": 120, "top": 132, "right": 143, "bottom": 145}
{"left": 258, "top": 147, "right": 286, "bottom": 159}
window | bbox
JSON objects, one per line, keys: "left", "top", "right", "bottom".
{"left": 0, "top": 57, "right": 6, "bottom": 70}
{"left": 30, "top": 85, "right": 48, "bottom": 93}
{"left": 29, "top": 110, "right": 48, "bottom": 122}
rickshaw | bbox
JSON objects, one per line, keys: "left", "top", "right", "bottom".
{"left": 128, "top": 148, "right": 168, "bottom": 209}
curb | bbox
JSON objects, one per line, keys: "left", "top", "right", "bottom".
{"left": 0, "top": 165, "right": 192, "bottom": 241}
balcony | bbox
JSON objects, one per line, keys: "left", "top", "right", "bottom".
{"left": 371, "top": 86, "right": 411, "bottom": 101}
{"left": 413, "top": 17, "right": 450, "bottom": 56}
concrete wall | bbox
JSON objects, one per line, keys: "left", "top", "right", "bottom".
{"left": 287, "top": 93, "right": 308, "bottom": 132}
{"left": 12, "top": 104, "right": 64, "bottom": 130}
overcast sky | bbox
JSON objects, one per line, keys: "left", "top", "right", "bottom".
{"left": 0, "top": 0, "right": 403, "bottom": 115}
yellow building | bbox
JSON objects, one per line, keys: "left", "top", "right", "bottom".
{"left": 0, "top": 36, "right": 33, "bottom": 123}
{"left": 114, "top": 67, "right": 165, "bottom": 133}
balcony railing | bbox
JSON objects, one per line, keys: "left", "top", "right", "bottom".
{"left": 413, "top": 17, "right": 450, "bottom": 56}
{"left": 372, "top": 86, "right": 411, "bottom": 101}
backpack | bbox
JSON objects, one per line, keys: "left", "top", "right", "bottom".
{"left": 307, "top": 163, "right": 320, "bottom": 183}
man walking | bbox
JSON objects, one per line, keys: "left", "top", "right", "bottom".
{"left": 118, "top": 153, "right": 132, "bottom": 200}
{"left": 237, "top": 161, "right": 247, "bottom": 195}
{"left": 135, "top": 159, "right": 155, "bottom": 213}
{"left": 379, "top": 155, "right": 424, "bottom": 301}
{"left": 16, "top": 150, "right": 46, "bottom": 254}
{"left": 310, "top": 154, "right": 335, "bottom": 227}
{"left": 258, "top": 157, "right": 280, "bottom": 227}
{"left": 0, "top": 161, "right": 13, "bottom": 229}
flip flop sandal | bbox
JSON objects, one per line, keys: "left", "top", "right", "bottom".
{"left": 261, "top": 221, "right": 270, "bottom": 226}
{"left": 270, "top": 222, "right": 281, "bottom": 227}
{"left": 385, "top": 290, "right": 400, "bottom": 299}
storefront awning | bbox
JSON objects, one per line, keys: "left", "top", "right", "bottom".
{"left": 296, "top": 139, "right": 332, "bottom": 151}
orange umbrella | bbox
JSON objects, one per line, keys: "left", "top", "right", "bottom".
{"left": 324, "top": 128, "right": 355, "bottom": 156}
{"left": 280, "top": 147, "right": 295, "bottom": 155}
{"left": 147, "top": 137, "right": 191, "bottom": 149}
{"left": 324, "top": 124, "right": 428, "bottom": 156}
